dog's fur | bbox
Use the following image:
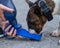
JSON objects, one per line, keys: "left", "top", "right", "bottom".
{"left": 52, "top": 0, "right": 60, "bottom": 15}
{"left": 26, "top": 0, "right": 55, "bottom": 34}
{"left": 46, "top": 0, "right": 60, "bottom": 44}
{"left": 49, "top": 0, "right": 60, "bottom": 36}
{"left": 51, "top": 22, "right": 60, "bottom": 37}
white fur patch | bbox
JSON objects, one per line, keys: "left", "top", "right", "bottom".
{"left": 52, "top": 22, "right": 60, "bottom": 36}
{"left": 52, "top": 29, "right": 59, "bottom": 36}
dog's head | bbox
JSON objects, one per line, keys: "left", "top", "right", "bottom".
{"left": 26, "top": 0, "right": 55, "bottom": 34}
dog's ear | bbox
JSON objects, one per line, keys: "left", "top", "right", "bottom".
{"left": 25, "top": 0, "right": 34, "bottom": 7}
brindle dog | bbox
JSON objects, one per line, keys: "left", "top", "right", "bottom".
{"left": 26, "top": 0, "right": 55, "bottom": 34}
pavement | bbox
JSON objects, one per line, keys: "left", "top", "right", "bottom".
{"left": 0, "top": 0, "right": 60, "bottom": 48}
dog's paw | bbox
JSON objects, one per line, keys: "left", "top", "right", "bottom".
{"left": 51, "top": 29, "right": 60, "bottom": 37}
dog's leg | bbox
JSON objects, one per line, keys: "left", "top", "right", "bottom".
{"left": 51, "top": 22, "right": 60, "bottom": 37}
{"left": 51, "top": 30, "right": 60, "bottom": 36}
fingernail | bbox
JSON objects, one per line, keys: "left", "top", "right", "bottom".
{"left": 11, "top": 11, "right": 15, "bottom": 13}
{"left": 12, "top": 27, "right": 14, "bottom": 29}
{"left": 15, "top": 29, "right": 16, "bottom": 31}
{"left": 9, "top": 25, "right": 12, "bottom": 27}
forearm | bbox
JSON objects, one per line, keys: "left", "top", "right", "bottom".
{"left": 0, "top": 4, "right": 14, "bottom": 21}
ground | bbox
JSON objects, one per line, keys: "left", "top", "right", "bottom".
{"left": 0, "top": 0, "right": 60, "bottom": 48}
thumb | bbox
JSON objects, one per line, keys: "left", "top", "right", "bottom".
{"left": 0, "top": 4, "right": 14, "bottom": 13}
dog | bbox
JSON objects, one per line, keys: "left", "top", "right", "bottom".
{"left": 26, "top": 0, "right": 55, "bottom": 34}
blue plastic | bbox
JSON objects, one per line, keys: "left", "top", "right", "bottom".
{"left": 0, "top": 0, "right": 42, "bottom": 40}
{"left": 17, "top": 28, "right": 42, "bottom": 40}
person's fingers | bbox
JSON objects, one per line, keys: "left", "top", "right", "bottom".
{"left": 6, "top": 28, "right": 16, "bottom": 37}
{"left": 2, "top": 20, "right": 9, "bottom": 25}
{"left": 0, "top": 18, "right": 3, "bottom": 24}
{"left": 6, "top": 31, "right": 11, "bottom": 36}
{"left": 9, "top": 27, "right": 14, "bottom": 36}
{"left": 1, "top": 14, "right": 6, "bottom": 21}
{"left": 5, "top": 27, "right": 14, "bottom": 36}
{"left": 5, "top": 25, "right": 12, "bottom": 32}
{"left": 12, "top": 29, "right": 16, "bottom": 37}
{"left": 2, "top": 20, "right": 9, "bottom": 29}
{"left": 0, "top": 4, "right": 14, "bottom": 13}
{"left": 0, "top": 4, "right": 14, "bottom": 21}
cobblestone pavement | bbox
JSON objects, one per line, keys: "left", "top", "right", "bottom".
{"left": 0, "top": 0, "right": 60, "bottom": 48}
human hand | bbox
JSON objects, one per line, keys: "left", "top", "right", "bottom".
{"left": 4, "top": 25, "right": 16, "bottom": 37}
{"left": 0, "top": 19, "right": 16, "bottom": 37}
{"left": 0, "top": 4, "right": 14, "bottom": 21}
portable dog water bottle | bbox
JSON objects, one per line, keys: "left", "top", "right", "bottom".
{"left": 38, "top": 0, "right": 53, "bottom": 21}
{"left": 14, "top": 24, "right": 42, "bottom": 41}
{"left": 34, "top": 0, "right": 53, "bottom": 21}
{"left": 1, "top": 0, "right": 42, "bottom": 40}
